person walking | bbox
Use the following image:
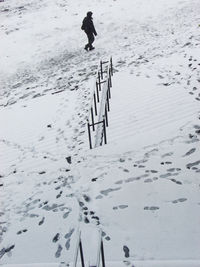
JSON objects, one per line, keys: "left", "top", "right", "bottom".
{"left": 81, "top": 11, "right": 97, "bottom": 51}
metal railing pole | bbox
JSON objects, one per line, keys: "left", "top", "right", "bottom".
{"left": 110, "top": 56, "right": 113, "bottom": 76}
{"left": 87, "top": 122, "right": 92, "bottom": 149}
{"left": 107, "top": 90, "right": 110, "bottom": 112}
{"left": 109, "top": 68, "right": 112, "bottom": 88}
{"left": 108, "top": 78, "right": 111, "bottom": 99}
{"left": 98, "top": 72, "right": 101, "bottom": 91}
{"left": 103, "top": 119, "right": 107, "bottom": 144}
{"left": 94, "top": 93, "right": 98, "bottom": 116}
{"left": 100, "top": 60, "right": 103, "bottom": 79}
{"left": 79, "top": 240, "right": 85, "bottom": 267}
{"left": 91, "top": 107, "right": 95, "bottom": 131}
{"left": 101, "top": 240, "right": 106, "bottom": 267}
{"left": 96, "top": 81, "right": 99, "bottom": 102}
{"left": 105, "top": 105, "right": 108, "bottom": 127}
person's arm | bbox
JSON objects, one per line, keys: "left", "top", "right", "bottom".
{"left": 92, "top": 21, "right": 97, "bottom": 36}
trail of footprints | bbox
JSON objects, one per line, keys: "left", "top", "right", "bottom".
{"left": 89, "top": 127, "right": 200, "bottom": 218}
{"left": 5, "top": 123, "right": 198, "bottom": 259}
{"left": 51, "top": 228, "right": 75, "bottom": 258}
{"left": 186, "top": 55, "right": 200, "bottom": 101}
{"left": 0, "top": 172, "right": 78, "bottom": 259}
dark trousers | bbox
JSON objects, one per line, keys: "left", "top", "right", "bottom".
{"left": 85, "top": 32, "right": 95, "bottom": 49}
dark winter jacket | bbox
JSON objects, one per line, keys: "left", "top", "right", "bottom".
{"left": 81, "top": 16, "right": 97, "bottom": 35}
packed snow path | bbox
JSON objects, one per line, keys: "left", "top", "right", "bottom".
{"left": 1, "top": 0, "right": 200, "bottom": 266}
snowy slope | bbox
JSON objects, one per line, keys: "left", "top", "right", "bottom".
{"left": 1, "top": 0, "right": 200, "bottom": 266}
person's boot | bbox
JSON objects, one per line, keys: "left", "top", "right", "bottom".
{"left": 89, "top": 46, "right": 95, "bottom": 51}
{"left": 84, "top": 45, "right": 89, "bottom": 51}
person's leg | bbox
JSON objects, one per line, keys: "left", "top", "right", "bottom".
{"left": 85, "top": 33, "right": 90, "bottom": 50}
{"left": 88, "top": 33, "right": 95, "bottom": 50}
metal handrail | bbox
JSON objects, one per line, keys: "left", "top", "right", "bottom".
{"left": 94, "top": 62, "right": 111, "bottom": 148}
{"left": 87, "top": 58, "right": 112, "bottom": 123}
{"left": 73, "top": 230, "right": 81, "bottom": 267}
{"left": 73, "top": 229, "right": 106, "bottom": 267}
{"left": 96, "top": 229, "right": 106, "bottom": 267}
{"left": 87, "top": 57, "right": 113, "bottom": 149}
{"left": 73, "top": 230, "right": 85, "bottom": 267}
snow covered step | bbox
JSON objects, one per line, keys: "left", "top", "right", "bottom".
{"left": 97, "top": 261, "right": 200, "bottom": 267}
{"left": 14, "top": 263, "right": 186, "bottom": 267}
{"left": 0, "top": 264, "right": 63, "bottom": 267}
{"left": 107, "top": 71, "right": 199, "bottom": 145}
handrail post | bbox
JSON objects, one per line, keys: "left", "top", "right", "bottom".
{"left": 94, "top": 93, "right": 98, "bottom": 116}
{"left": 101, "top": 239, "right": 106, "bottom": 267}
{"left": 109, "top": 68, "right": 112, "bottom": 88}
{"left": 79, "top": 240, "right": 85, "bottom": 267}
{"left": 87, "top": 122, "right": 92, "bottom": 149}
{"left": 100, "top": 60, "right": 103, "bottom": 79}
{"left": 91, "top": 107, "right": 95, "bottom": 131}
{"left": 105, "top": 105, "right": 108, "bottom": 127}
{"left": 96, "top": 81, "right": 99, "bottom": 102}
{"left": 98, "top": 72, "right": 101, "bottom": 91}
{"left": 103, "top": 119, "right": 107, "bottom": 144}
{"left": 108, "top": 83, "right": 111, "bottom": 99}
{"left": 108, "top": 77, "right": 111, "bottom": 99}
{"left": 107, "top": 90, "right": 110, "bottom": 112}
{"left": 110, "top": 56, "right": 113, "bottom": 76}
{"left": 73, "top": 233, "right": 79, "bottom": 267}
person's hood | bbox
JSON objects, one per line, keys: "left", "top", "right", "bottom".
{"left": 87, "top": 11, "right": 93, "bottom": 18}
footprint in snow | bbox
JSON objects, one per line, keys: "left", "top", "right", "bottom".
{"left": 0, "top": 245, "right": 15, "bottom": 259}
{"left": 29, "top": 213, "right": 39, "bottom": 218}
{"left": 84, "top": 217, "right": 90, "bottom": 224}
{"left": 120, "top": 168, "right": 129, "bottom": 172}
{"left": 183, "top": 148, "right": 196, "bottom": 157}
{"left": 83, "top": 194, "right": 91, "bottom": 202}
{"left": 96, "top": 195, "right": 103, "bottom": 199}
{"left": 167, "top": 168, "right": 181, "bottom": 172}
{"left": 38, "top": 217, "right": 45, "bottom": 226}
{"left": 17, "top": 229, "right": 27, "bottom": 235}
{"left": 172, "top": 198, "right": 187, "bottom": 204}
{"left": 161, "top": 161, "right": 172, "bottom": 165}
{"left": 123, "top": 245, "right": 130, "bottom": 258}
{"left": 144, "top": 148, "right": 159, "bottom": 158}
{"left": 64, "top": 228, "right": 74, "bottom": 239}
{"left": 186, "top": 160, "right": 200, "bottom": 169}
{"left": 170, "top": 179, "right": 182, "bottom": 185}
{"left": 63, "top": 209, "right": 71, "bottom": 219}
{"left": 55, "top": 244, "right": 62, "bottom": 258}
{"left": 125, "top": 176, "right": 140, "bottom": 183}
{"left": 52, "top": 233, "right": 60, "bottom": 243}
{"left": 65, "top": 239, "right": 71, "bottom": 250}
{"left": 144, "top": 206, "right": 159, "bottom": 211}
{"left": 100, "top": 187, "right": 121, "bottom": 196}
{"left": 150, "top": 170, "right": 158, "bottom": 173}
{"left": 115, "top": 180, "right": 123, "bottom": 185}
{"left": 56, "top": 191, "right": 63, "bottom": 199}
{"left": 43, "top": 203, "right": 64, "bottom": 211}
{"left": 38, "top": 171, "right": 46, "bottom": 175}
{"left": 144, "top": 178, "right": 153, "bottom": 183}
{"left": 138, "top": 165, "right": 145, "bottom": 168}
{"left": 159, "top": 173, "right": 172, "bottom": 178}
{"left": 113, "top": 205, "right": 128, "bottom": 210}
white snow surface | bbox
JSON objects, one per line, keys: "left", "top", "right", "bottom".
{"left": 1, "top": 0, "right": 200, "bottom": 266}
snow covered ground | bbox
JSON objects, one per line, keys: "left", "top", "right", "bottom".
{"left": 1, "top": 0, "right": 200, "bottom": 266}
